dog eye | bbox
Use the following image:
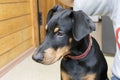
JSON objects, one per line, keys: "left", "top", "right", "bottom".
{"left": 56, "top": 31, "right": 64, "bottom": 37}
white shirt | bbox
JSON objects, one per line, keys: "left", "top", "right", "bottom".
{"left": 73, "top": 0, "right": 120, "bottom": 78}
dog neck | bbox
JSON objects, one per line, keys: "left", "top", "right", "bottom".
{"left": 64, "top": 35, "right": 92, "bottom": 60}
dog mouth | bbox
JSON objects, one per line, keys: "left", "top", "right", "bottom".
{"left": 41, "top": 55, "right": 62, "bottom": 65}
{"left": 39, "top": 46, "right": 70, "bottom": 65}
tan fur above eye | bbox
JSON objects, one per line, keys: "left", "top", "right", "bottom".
{"left": 54, "top": 27, "right": 59, "bottom": 33}
{"left": 69, "top": 38, "right": 73, "bottom": 43}
{"left": 45, "top": 25, "right": 48, "bottom": 30}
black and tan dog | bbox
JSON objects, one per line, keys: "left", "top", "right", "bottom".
{"left": 32, "top": 5, "right": 108, "bottom": 80}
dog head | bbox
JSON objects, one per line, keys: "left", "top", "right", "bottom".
{"left": 32, "top": 5, "right": 95, "bottom": 65}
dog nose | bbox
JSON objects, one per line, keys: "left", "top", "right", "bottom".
{"left": 32, "top": 53, "right": 43, "bottom": 63}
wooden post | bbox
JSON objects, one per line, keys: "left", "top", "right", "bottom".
{"left": 30, "top": 0, "right": 40, "bottom": 48}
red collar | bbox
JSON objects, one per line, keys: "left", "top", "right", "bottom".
{"left": 64, "top": 35, "right": 92, "bottom": 60}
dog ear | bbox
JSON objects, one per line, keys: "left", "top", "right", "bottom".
{"left": 71, "top": 10, "right": 95, "bottom": 41}
{"left": 46, "top": 5, "right": 63, "bottom": 23}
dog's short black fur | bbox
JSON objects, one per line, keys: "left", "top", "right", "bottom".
{"left": 32, "top": 5, "right": 108, "bottom": 80}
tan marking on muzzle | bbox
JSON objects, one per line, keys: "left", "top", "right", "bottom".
{"left": 41, "top": 46, "right": 70, "bottom": 64}
{"left": 54, "top": 27, "right": 59, "bottom": 33}
{"left": 81, "top": 73, "right": 96, "bottom": 80}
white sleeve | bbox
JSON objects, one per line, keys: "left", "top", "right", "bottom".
{"left": 73, "top": 0, "right": 109, "bottom": 16}
{"left": 109, "top": 0, "right": 120, "bottom": 28}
